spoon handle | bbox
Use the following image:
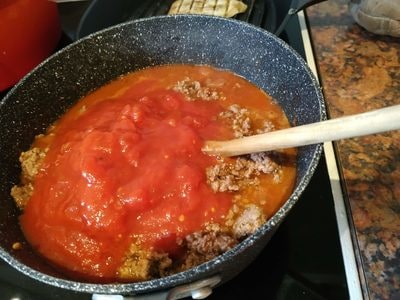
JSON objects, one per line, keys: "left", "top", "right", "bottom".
{"left": 203, "top": 104, "right": 400, "bottom": 157}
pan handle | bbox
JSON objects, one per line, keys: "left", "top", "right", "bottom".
{"left": 92, "top": 275, "right": 221, "bottom": 300}
{"left": 274, "top": 0, "right": 327, "bottom": 36}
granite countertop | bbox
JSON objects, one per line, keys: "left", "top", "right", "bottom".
{"left": 306, "top": 1, "right": 400, "bottom": 299}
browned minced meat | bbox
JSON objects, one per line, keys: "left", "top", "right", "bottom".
{"left": 206, "top": 153, "right": 280, "bottom": 193}
{"left": 120, "top": 223, "right": 243, "bottom": 279}
{"left": 10, "top": 183, "right": 34, "bottom": 210}
{"left": 232, "top": 204, "right": 266, "bottom": 239}
{"left": 206, "top": 157, "right": 259, "bottom": 192}
{"left": 118, "top": 243, "right": 172, "bottom": 281}
{"left": 177, "top": 227, "right": 239, "bottom": 272}
{"left": 219, "top": 104, "right": 252, "bottom": 138}
{"left": 171, "top": 77, "right": 223, "bottom": 101}
{"left": 120, "top": 208, "right": 265, "bottom": 278}
{"left": 118, "top": 225, "right": 241, "bottom": 279}
{"left": 207, "top": 104, "right": 281, "bottom": 193}
{"left": 10, "top": 147, "right": 47, "bottom": 209}
{"left": 219, "top": 104, "right": 275, "bottom": 138}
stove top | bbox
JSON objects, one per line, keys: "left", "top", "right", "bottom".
{"left": 0, "top": 1, "right": 350, "bottom": 299}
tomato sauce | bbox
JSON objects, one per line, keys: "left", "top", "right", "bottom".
{"left": 19, "top": 64, "right": 296, "bottom": 281}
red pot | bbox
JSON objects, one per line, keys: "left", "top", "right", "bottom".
{"left": 0, "top": 0, "right": 61, "bottom": 91}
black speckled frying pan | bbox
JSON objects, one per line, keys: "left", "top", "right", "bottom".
{"left": 0, "top": 15, "right": 325, "bottom": 299}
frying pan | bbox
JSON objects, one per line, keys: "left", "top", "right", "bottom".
{"left": 0, "top": 15, "right": 325, "bottom": 299}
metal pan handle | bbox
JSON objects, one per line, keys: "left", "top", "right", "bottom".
{"left": 92, "top": 275, "right": 221, "bottom": 300}
{"left": 274, "top": 0, "right": 327, "bottom": 36}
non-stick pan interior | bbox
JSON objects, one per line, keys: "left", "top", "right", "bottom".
{"left": 0, "top": 15, "right": 325, "bottom": 294}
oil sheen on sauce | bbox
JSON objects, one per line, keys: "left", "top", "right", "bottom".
{"left": 20, "top": 64, "right": 296, "bottom": 281}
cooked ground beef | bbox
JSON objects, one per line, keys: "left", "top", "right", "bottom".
{"left": 206, "top": 153, "right": 280, "bottom": 193}
{"left": 206, "top": 157, "right": 260, "bottom": 192}
{"left": 118, "top": 243, "right": 172, "bottom": 281}
{"left": 10, "top": 183, "right": 34, "bottom": 210}
{"left": 219, "top": 104, "right": 251, "bottom": 138}
{"left": 256, "top": 120, "right": 275, "bottom": 133}
{"left": 207, "top": 103, "right": 282, "bottom": 192}
{"left": 19, "top": 147, "right": 47, "bottom": 182}
{"left": 11, "top": 147, "right": 47, "bottom": 209}
{"left": 232, "top": 204, "right": 266, "bottom": 238}
{"left": 219, "top": 104, "right": 275, "bottom": 138}
{"left": 171, "top": 77, "right": 223, "bottom": 101}
{"left": 178, "top": 228, "right": 239, "bottom": 272}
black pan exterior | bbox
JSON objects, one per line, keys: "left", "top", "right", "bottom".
{"left": 0, "top": 15, "right": 325, "bottom": 295}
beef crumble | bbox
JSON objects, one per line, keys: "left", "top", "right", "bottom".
{"left": 206, "top": 154, "right": 281, "bottom": 193}
{"left": 118, "top": 243, "right": 172, "bottom": 281}
{"left": 219, "top": 104, "right": 275, "bottom": 138}
{"left": 207, "top": 104, "right": 282, "bottom": 193}
{"left": 232, "top": 204, "right": 266, "bottom": 239}
{"left": 171, "top": 77, "right": 223, "bottom": 101}
{"left": 177, "top": 225, "right": 238, "bottom": 272}
{"left": 11, "top": 147, "right": 47, "bottom": 209}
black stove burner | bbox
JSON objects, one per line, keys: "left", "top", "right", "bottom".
{"left": 0, "top": 1, "right": 349, "bottom": 299}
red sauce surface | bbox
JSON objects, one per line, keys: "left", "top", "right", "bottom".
{"left": 20, "top": 64, "right": 296, "bottom": 281}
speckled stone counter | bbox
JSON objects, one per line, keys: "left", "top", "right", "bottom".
{"left": 306, "top": 1, "right": 400, "bottom": 299}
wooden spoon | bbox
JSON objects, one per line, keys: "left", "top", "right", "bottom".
{"left": 203, "top": 104, "right": 400, "bottom": 157}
